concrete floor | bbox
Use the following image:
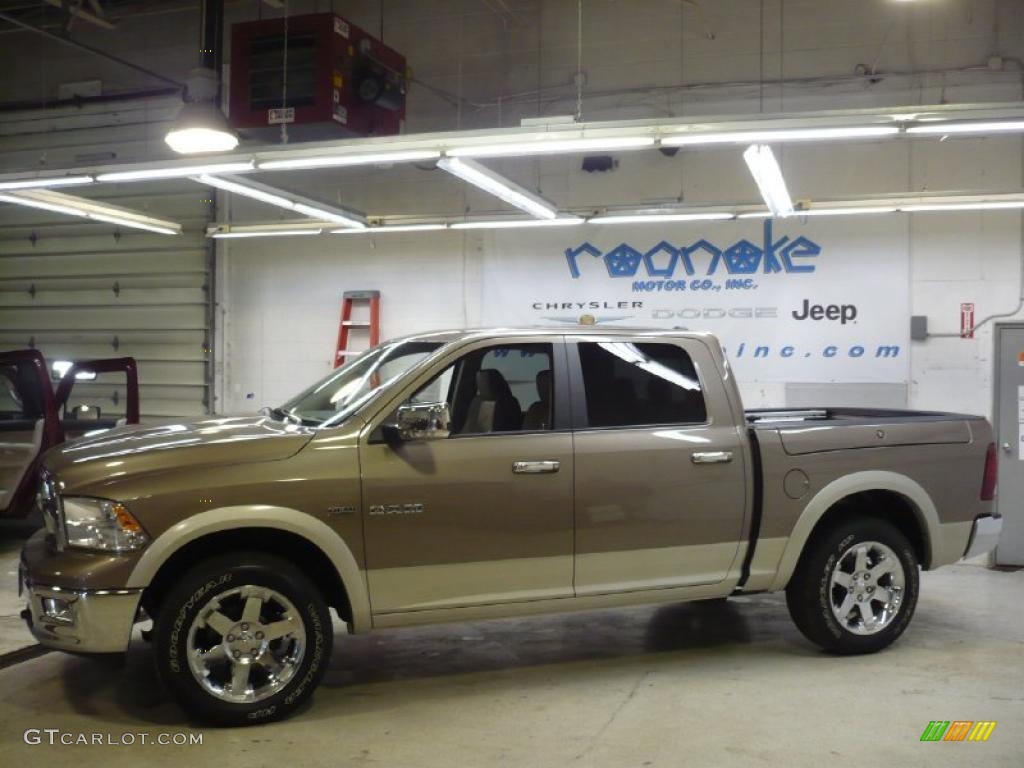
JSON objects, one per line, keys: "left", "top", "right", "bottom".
{"left": 0, "top": 529, "right": 1021, "bottom": 767}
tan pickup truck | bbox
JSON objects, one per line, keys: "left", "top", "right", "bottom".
{"left": 20, "top": 328, "right": 1001, "bottom": 725}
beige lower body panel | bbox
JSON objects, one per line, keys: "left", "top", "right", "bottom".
{"left": 932, "top": 521, "right": 973, "bottom": 567}
{"left": 736, "top": 536, "right": 788, "bottom": 592}
{"left": 368, "top": 555, "right": 574, "bottom": 614}
{"left": 739, "top": 523, "right": 971, "bottom": 595}
{"left": 370, "top": 544, "right": 746, "bottom": 629}
{"left": 371, "top": 578, "right": 743, "bottom": 629}
{"left": 574, "top": 541, "right": 743, "bottom": 595}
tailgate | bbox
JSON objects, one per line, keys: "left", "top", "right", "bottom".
{"left": 778, "top": 419, "right": 971, "bottom": 455}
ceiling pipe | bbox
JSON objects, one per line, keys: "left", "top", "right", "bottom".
{"left": 200, "top": 0, "right": 224, "bottom": 84}
{"left": 0, "top": 86, "right": 180, "bottom": 114}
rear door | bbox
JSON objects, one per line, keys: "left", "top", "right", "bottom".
{"left": 568, "top": 335, "right": 749, "bottom": 595}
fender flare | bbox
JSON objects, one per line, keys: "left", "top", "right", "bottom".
{"left": 768, "top": 471, "right": 940, "bottom": 591}
{"left": 126, "top": 505, "right": 371, "bottom": 633}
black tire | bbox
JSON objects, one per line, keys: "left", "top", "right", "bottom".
{"left": 786, "top": 518, "right": 919, "bottom": 655}
{"left": 153, "top": 552, "right": 332, "bottom": 726}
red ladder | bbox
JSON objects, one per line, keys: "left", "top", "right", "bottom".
{"left": 333, "top": 290, "right": 381, "bottom": 368}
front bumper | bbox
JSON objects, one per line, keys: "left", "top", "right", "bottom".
{"left": 19, "top": 528, "right": 144, "bottom": 653}
{"left": 963, "top": 515, "right": 1003, "bottom": 560}
{"left": 21, "top": 580, "right": 142, "bottom": 653}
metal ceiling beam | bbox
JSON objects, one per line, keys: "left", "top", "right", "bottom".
{"left": 1, "top": 101, "right": 1022, "bottom": 186}
{"left": 0, "top": 11, "right": 181, "bottom": 87}
{"left": 42, "top": 0, "right": 116, "bottom": 30}
{"left": 204, "top": 191, "right": 1024, "bottom": 238}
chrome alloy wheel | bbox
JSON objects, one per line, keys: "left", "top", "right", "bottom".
{"left": 186, "top": 585, "right": 306, "bottom": 704}
{"left": 829, "top": 541, "right": 906, "bottom": 636}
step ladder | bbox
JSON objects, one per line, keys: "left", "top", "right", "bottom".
{"left": 333, "top": 290, "right": 381, "bottom": 368}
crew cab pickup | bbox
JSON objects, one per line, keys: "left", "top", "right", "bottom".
{"left": 19, "top": 328, "right": 1001, "bottom": 725}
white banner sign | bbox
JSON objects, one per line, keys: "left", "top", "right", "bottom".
{"left": 480, "top": 217, "right": 909, "bottom": 383}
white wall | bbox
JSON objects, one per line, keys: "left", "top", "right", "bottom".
{"left": 218, "top": 206, "right": 1023, "bottom": 420}
{"left": 218, "top": 129, "right": 1024, "bottom": 419}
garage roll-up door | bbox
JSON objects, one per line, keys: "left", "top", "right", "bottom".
{"left": 0, "top": 94, "right": 212, "bottom": 421}
{"left": 0, "top": 181, "right": 212, "bottom": 420}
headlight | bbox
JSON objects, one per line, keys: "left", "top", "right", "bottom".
{"left": 61, "top": 497, "right": 149, "bottom": 552}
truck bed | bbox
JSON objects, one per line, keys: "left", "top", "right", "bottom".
{"left": 745, "top": 407, "right": 985, "bottom": 427}
{"left": 745, "top": 408, "right": 986, "bottom": 456}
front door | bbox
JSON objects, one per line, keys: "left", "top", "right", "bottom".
{"left": 569, "top": 335, "right": 749, "bottom": 594}
{"left": 995, "top": 325, "right": 1024, "bottom": 565}
{"left": 360, "top": 338, "right": 574, "bottom": 614}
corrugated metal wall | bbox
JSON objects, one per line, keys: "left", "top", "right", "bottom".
{"left": 0, "top": 96, "right": 213, "bottom": 420}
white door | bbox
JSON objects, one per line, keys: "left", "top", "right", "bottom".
{"left": 995, "top": 325, "right": 1024, "bottom": 565}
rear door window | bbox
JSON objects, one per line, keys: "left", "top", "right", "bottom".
{"left": 577, "top": 341, "right": 707, "bottom": 428}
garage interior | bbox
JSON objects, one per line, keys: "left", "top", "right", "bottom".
{"left": 1, "top": 0, "right": 1023, "bottom": 764}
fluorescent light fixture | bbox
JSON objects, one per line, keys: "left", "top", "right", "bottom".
{"left": 0, "top": 190, "right": 182, "bottom": 234}
{"left": 450, "top": 217, "right": 583, "bottom": 230}
{"left": 0, "top": 175, "right": 94, "bottom": 191}
{"left": 438, "top": 157, "right": 559, "bottom": 219}
{"left": 736, "top": 211, "right": 773, "bottom": 219}
{"left": 662, "top": 125, "right": 899, "bottom": 146}
{"left": 84, "top": 214, "right": 180, "bottom": 234}
{"left": 211, "top": 228, "right": 324, "bottom": 239}
{"left": 742, "top": 145, "right": 794, "bottom": 217}
{"left": 333, "top": 223, "right": 448, "bottom": 234}
{"left": 590, "top": 211, "right": 735, "bottom": 224}
{"left": 259, "top": 149, "right": 441, "bottom": 171}
{"left": 906, "top": 120, "right": 1024, "bottom": 136}
{"left": 0, "top": 193, "right": 86, "bottom": 217}
{"left": 97, "top": 161, "right": 255, "bottom": 182}
{"left": 196, "top": 174, "right": 296, "bottom": 208}
{"left": 195, "top": 174, "right": 367, "bottom": 228}
{"left": 794, "top": 206, "right": 898, "bottom": 217}
{"left": 292, "top": 203, "right": 366, "bottom": 228}
{"left": 449, "top": 136, "right": 656, "bottom": 158}
{"left": 51, "top": 361, "right": 96, "bottom": 381}
{"left": 901, "top": 201, "right": 1024, "bottom": 212}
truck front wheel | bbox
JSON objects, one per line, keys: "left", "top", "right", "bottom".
{"left": 153, "top": 552, "right": 333, "bottom": 725}
{"left": 785, "top": 518, "right": 920, "bottom": 654}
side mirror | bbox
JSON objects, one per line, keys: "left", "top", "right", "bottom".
{"left": 387, "top": 401, "right": 451, "bottom": 443}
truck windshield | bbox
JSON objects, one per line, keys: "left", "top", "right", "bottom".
{"left": 276, "top": 341, "right": 442, "bottom": 427}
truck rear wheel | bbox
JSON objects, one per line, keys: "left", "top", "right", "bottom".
{"left": 785, "top": 518, "right": 919, "bottom": 654}
{"left": 153, "top": 552, "right": 333, "bottom": 725}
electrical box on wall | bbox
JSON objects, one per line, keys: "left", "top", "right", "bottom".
{"left": 229, "top": 12, "right": 407, "bottom": 142}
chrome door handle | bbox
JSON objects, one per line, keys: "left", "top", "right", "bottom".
{"left": 513, "top": 460, "right": 560, "bottom": 474}
{"left": 1002, "top": 442, "right": 1013, "bottom": 453}
{"left": 691, "top": 451, "right": 733, "bottom": 465}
